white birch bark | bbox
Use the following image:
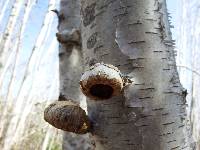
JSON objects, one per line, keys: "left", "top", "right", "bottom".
{"left": 81, "top": 0, "right": 195, "bottom": 149}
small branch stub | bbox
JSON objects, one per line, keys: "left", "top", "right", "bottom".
{"left": 56, "top": 28, "right": 81, "bottom": 45}
{"left": 80, "top": 63, "right": 128, "bottom": 100}
{"left": 44, "top": 100, "right": 90, "bottom": 134}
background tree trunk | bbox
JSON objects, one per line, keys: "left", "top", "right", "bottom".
{"left": 58, "top": 0, "right": 93, "bottom": 149}
{"left": 175, "top": 0, "right": 200, "bottom": 148}
{"left": 81, "top": 0, "right": 195, "bottom": 149}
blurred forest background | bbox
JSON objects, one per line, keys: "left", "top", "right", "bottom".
{"left": 0, "top": 0, "right": 199, "bottom": 149}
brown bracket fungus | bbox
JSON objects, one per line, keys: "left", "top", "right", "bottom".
{"left": 44, "top": 100, "right": 90, "bottom": 134}
{"left": 80, "top": 63, "right": 127, "bottom": 100}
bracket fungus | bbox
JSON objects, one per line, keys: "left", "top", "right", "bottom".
{"left": 44, "top": 100, "right": 90, "bottom": 134}
{"left": 80, "top": 63, "right": 131, "bottom": 100}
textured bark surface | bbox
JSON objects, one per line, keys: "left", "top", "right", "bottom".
{"left": 81, "top": 0, "right": 195, "bottom": 150}
{"left": 44, "top": 101, "right": 90, "bottom": 134}
{"left": 58, "top": 0, "right": 94, "bottom": 149}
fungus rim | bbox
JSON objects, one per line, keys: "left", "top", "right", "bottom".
{"left": 80, "top": 63, "right": 123, "bottom": 100}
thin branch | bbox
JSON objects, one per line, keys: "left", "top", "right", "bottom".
{"left": 177, "top": 65, "right": 200, "bottom": 76}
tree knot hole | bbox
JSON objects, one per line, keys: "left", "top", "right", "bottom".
{"left": 90, "top": 84, "right": 113, "bottom": 99}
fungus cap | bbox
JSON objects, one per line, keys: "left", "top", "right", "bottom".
{"left": 44, "top": 101, "right": 90, "bottom": 134}
{"left": 80, "top": 63, "right": 123, "bottom": 100}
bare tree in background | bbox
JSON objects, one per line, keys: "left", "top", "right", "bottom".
{"left": 57, "top": 0, "right": 93, "bottom": 149}
{"left": 58, "top": 0, "right": 196, "bottom": 150}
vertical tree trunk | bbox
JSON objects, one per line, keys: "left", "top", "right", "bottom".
{"left": 81, "top": 0, "right": 195, "bottom": 149}
{"left": 176, "top": 0, "right": 200, "bottom": 148}
{"left": 58, "top": 0, "right": 93, "bottom": 149}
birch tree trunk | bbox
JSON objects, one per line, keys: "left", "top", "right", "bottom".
{"left": 80, "top": 0, "right": 195, "bottom": 149}
{"left": 176, "top": 0, "right": 200, "bottom": 148}
{"left": 58, "top": 0, "right": 93, "bottom": 149}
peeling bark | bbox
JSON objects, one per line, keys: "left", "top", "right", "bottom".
{"left": 81, "top": 0, "right": 195, "bottom": 149}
